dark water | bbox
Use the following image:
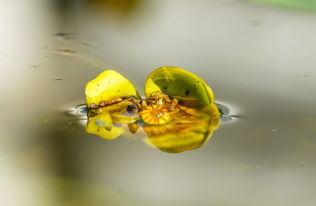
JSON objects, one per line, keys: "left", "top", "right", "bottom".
{"left": 1, "top": 0, "right": 316, "bottom": 205}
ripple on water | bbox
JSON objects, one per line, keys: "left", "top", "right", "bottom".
{"left": 69, "top": 102, "right": 236, "bottom": 122}
{"left": 66, "top": 104, "right": 87, "bottom": 118}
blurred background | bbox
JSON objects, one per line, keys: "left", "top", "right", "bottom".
{"left": 1, "top": 0, "right": 316, "bottom": 205}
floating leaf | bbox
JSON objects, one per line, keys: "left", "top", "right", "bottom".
{"left": 85, "top": 70, "right": 139, "bottom": 108}
{"left": 145, "top": 66, "right": 214, "bottom": 108}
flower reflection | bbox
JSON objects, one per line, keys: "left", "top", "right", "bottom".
{"left": 85, "top": 98, "right": 220, "bottom": 153}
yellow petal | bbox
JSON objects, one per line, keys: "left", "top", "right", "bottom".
{"left": 85, "top": 70, "right": 138, "bottom": 108}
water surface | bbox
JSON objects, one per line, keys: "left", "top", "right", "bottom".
{"left": 1, "top": 0, "right": 316, "bottom": 205}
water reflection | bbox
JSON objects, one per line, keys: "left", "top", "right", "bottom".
{"left": 85, "top": 98, "right": 220, "bottom": 153}
{"left": 143, "top": 103, "right": 220, "bottom": 153}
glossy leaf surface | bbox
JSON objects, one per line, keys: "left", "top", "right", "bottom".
{"left": 145, "top": 66, "right": 214, "bottom": 108}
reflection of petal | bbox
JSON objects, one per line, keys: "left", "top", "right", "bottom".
{"left": 143, "top": 103, "right": 220, "bottom": 153}
{"left": 86, "top": 99, "right": 139, "bottom": 139}
{"left": 99, "top": 100, "right": 139, "bottom": 124}
{"left": 86, "top": 112, "right": 124, "bottom": 139}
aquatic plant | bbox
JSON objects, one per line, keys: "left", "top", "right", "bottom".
{"left": 85, "top": 66, "right": 220, "bottom": 153}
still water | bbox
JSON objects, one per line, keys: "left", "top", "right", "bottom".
{"left": 1, "top": 0, "right": 316, "bottom": 205}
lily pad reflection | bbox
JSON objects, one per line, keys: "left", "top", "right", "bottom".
{"left": 143, "top": 103, "right": 220, "bottom": 153}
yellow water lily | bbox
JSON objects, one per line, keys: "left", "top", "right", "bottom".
{"left": 85, "top": 66, "right": 221, "bottom": 153}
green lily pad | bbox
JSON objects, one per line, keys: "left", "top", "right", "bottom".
{"left": 145, "top": 66, "right": 215, "bottom": 108}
